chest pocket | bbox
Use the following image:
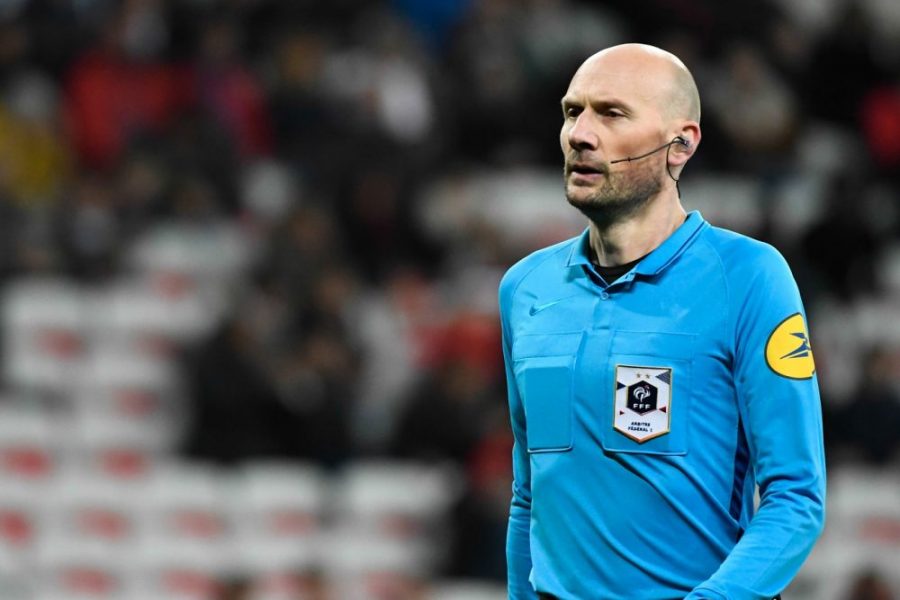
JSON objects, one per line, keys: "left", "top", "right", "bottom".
{"left": 600, "top": 330, "right": 696, "bottom": 455}
{"left": 512, "top": 331, "right": 583, "bottom": 453}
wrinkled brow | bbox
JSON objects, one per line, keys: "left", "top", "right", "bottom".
{"left": 561, "top": 96, "right": 634, "bottom": 114}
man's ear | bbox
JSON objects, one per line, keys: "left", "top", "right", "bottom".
{"left": 669, "top": 123, "right": 700, "bottom": 166}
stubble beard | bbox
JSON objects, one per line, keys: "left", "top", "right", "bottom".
{"left": 564, "top": 159, "right": 664, "bottom": 228}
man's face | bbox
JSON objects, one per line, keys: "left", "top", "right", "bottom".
{"left": 560, "top": 54, "right": 671, "bottom": 222}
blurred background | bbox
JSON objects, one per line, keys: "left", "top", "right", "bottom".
{"left": 0, "top": 0, "right": 897, "bottom": 598}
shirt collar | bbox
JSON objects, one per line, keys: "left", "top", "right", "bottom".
{"left": 565, "top": 227, "right": 594, "bottom": 268}
{"left": 565, "top": 210, "right": 707, "bottom": 276}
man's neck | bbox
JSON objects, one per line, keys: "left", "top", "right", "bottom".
{"left": 588, "top": 195, "right": 687, "bottom": 267}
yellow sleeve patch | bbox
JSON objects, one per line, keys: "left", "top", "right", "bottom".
{"left": 765, "top": 313, "right": 815, "bottom": 379}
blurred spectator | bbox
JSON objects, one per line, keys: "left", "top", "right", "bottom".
{"left": 0, "top": 70, "right": 69, "bottom": 205}
{"left": 445, "top": 0, "right": 531, "bottom": 161}
{"left": 169, "top": 171, "right": 225, "bottom": 222}
{"left": 64, "top": 0, "right": 190, "bottom": 169}
{"left": 391, "top": 358, "right": 494, "bottom": 464}
{"left": 521, "top": 0, "right": 625, "bottom": 79}
{"left": 860, "top": 80, "right": 900, "bottom": 178}
{"left": 217, "top": 577, "right": 250, "bottom": 600}
{"left": 264, "top": 205, "right": 347, "bottom": 306}
{"left": 803, "top": 3, "right": 889, "bottom": 126}
{"left": 800, "top": 175, "right": 883, "bottom": 301}
{"left": 239, "top": 159, "right": 300, "bottom": 232}
{"left": 393, "top": 0, "right": 473, "bottom": 54}
{"left": 450, "top": 410, "right": 512, "bottom": 580}
{"left": 0, "top": 18, "right": 28, "bottom": 80}
{"left": 114, "top": 149, "right": 171, "bottom": 233}
{"left": 352, "top": 268, "right": 440, "bottom": 450}
{"left": 390, "top": 314, "right": 509, "bottom": 580}
{"left": 834, "top": 346, "right": 900, "bottom": 464}
{"left": 845, "top": 569, "right": 896, "bottom": 600}
{"left": 57, "top": 173, "right": 121, "bottom": 280}
{"left": 183, "top": 264, "right": 361, "bottom": 467}
{"left": 181, "top": 314, "right": 298, "bottom": 464}
{"left": 338, "top": 165, "right": 443, "bottom": 280}
{"left": 319, "top": 5, "right": 437, "bottom": 164}
{"left": 273, "top": 270, "right": 362, "bottom": 466}
{"left": 707, "top": 42, "right": 800, "bottom": 171}
{"left": 191, "top": 15, "right": 273, "bottom": 159}
{"left": 267, "top": 29, "right": 339, "bottom": 184}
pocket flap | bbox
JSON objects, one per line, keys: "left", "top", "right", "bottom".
{"left": 513, "top": 331, "right": 583, "bottom": 359}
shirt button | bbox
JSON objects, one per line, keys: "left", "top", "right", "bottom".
{"left": 600, "top": 291, "right": 610, "bottom": 300}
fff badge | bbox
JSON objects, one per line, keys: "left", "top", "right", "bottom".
{"left": 614, "top": 365, "right": 672, "bottom": 443}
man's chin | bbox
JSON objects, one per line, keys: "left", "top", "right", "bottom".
{"left": 565, "top": 188, "right": 605, "bottom": 211}
{"left": 565, "top": 189, "right": 653, "bottom": 226}
{"left": 565, "top": 192, "right": 606, "bottom": 221}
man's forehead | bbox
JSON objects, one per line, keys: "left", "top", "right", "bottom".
{"left": 566, "top": 63, "right": 666, "bottom": 104}
{"left": 565, "top": 50, "right": 675, "bottom": 104}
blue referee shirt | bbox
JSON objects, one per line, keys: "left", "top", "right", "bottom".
{"left": 501, "top": 211, "right": 826, "bottom": 600}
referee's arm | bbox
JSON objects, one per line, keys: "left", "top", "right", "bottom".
{"left": 500, "top": 275, "right": 538, "bottom": 600}
{"left": 686, "top": 247, "right": 826, "bottom": 599}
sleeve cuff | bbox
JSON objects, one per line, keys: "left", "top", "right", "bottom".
{"left": 684, "top": 586, "right": 729, "bottom": 600}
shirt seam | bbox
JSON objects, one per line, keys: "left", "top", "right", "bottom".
{"left": 509, "top": 241, "right": 577, "bottom": 303}
{"left": 701, "top": 234, "right": 750, "bottom": 525}
{"left": 700, "top": 234, "right": 733, "bottom": 365}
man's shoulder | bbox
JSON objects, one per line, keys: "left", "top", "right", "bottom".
{"left": 499, "top": 235, "right": 580, "bottom": 302}
{"left": 700, "top": 223, "right": 789, "bottom": 273}
{"left": 699, "top": 223, "right": 796, "bottom": 299}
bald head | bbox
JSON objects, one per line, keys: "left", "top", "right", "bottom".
{"left": 574, "top": 43, "right": 700, "bottom": 123}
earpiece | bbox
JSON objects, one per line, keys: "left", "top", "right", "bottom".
{"left": 674, "top": 136, "right": 690, "bottom": 149}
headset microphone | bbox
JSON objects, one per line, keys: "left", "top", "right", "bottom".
{"left": 609, "top": 137, "right": 689, "bottom": 164}
{"left": 607, "top": 136, "right": 690, "bottom": 195}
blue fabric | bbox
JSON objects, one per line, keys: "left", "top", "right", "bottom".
{"left": 500, "top": 211, "right": 826, "bottom": 600}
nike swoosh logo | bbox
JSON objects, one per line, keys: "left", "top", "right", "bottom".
{"left": 529, "top": 298, "right": 572, "bottom": 316}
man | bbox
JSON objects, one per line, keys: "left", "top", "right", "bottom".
{"left": 500, "top": 44, "right": 825, "bottom": 599}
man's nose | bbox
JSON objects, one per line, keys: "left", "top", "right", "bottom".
{"left": 567, "top": 113, "right": 599, "bottom": 151}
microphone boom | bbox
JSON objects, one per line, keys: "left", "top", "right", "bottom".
{"left": 609, "top": 140, "right": 679, "bottom": 164}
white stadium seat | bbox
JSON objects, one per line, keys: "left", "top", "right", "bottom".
{"left": 133, "top": 538, "right": 232, "bottom": 600}
{"left": 2, "top": 279, "right": 91, "bottom": 391}
{"left": 139, "top": 461, "right": 231, "bottom": 543}
{"left": 231, "top": 461, "right": 327, "bottom": 542}
{"left": 43, "top": 470, "right": 146, "bottom": 548}
{"left": 428, "top": 580, "right": 508, "bottom": 600}
{"left": 33, "top": 537, "right": 136, "bottom": 599}
{"left": 0, "top": 406, "right": 61, "bottom": 484}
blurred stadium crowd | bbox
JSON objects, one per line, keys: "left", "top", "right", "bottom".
{"left": 0, "top": 0, "right": 898, "bottom": 598}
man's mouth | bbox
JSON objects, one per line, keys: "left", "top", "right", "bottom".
{"left": 568, "top": 163, "right": 606, "bottom": 178}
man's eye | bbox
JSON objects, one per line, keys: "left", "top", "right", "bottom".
{"left": 565, "top": 107, "right": 581, "bottom": 118}
{"left": 605, "top": 110, "right": 624, "bottom": 118}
